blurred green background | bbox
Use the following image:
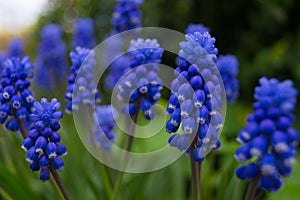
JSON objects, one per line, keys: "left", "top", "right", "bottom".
{"left": 1, "top": 0, "right": 300, "bottom": 199}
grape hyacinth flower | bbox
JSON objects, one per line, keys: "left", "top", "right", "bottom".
{"left": 93, "top": 105, "right": 118, "bottom": 150}
{"left": 0, "top": 57, "right": 34, "bottom": 132}
{"left": 216, "top": 55, "right": 239, "bottom": 102}
{"left": 112, "top": 0, "right": 144, "bottom": 33}
{"left": 35, "top": 24, "right": 67, "bottom": 89}
{"left": 117, "top": 38, "right": 164, "bottom": 120}
{"left": 21, "top": 98, "right": 67, "bottom": 181}
{"left": 235, "top": 77, "right": 298, "bottom": 192}
{"left": 166, "top": 32, "right": 224, "bottom": 162}
{"left": 185, "top": 23, "right": 210, "bottom": 34}
{"left": 72, "top": 18, "right": 96, "bottom": 49}
{"left": 65, "top": 47, "right": 101, "bottom": 114}
{"left": 8, "top": 37, "right": 24, "bottom": 58}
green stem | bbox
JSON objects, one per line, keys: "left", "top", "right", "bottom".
{"left": 244, "top": 173, "right": 261, "bottom": 200}
{"left": 189, "top": 131, "right": 201, "bottom": 200}
{"left": 112, "top": 102, "right": 140, "bottom": 200}
{"left": 18, "top": 120, "right": 71, "bottom": 200}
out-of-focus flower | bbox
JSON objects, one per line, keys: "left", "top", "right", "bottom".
{"left": 72, "top": 18, "right": 96, "bottom": 49}
{"left": 93, "top": 105, "right": 118, "bottom": 150}
{"left": 112, "top": 0, "right": 144, "bottom": 33}
{"left": 8, "top": 37, "right": 24, "bottom": 58}
{"left": 216, "top": 55, "right": 239, "bottom": 102}
{"left": 35, "top": 24, "right": 67, "bottom": 89}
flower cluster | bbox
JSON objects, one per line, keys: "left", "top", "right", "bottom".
{"left": 0, "top": 57, "right": 34, "bottom": 131}
{"left": 216, "top": 55, "right": 239, "bottom": 102}
{"left": 111, "top": 0, "right": 144, "bottom": 33}
{"left": 72, "top": 18, "right": 96, "bottom": 49}
{"left": 185, "top": 23, "right": 210, "bottom": 34}
{"left": 117, "top": 38, "right": 164, "bottom": 119}
{"left": 235, "top": 77, "right": 298, "bottom": 192}
{"left": 8, "top": 37, "right": 24, "bottom": 58}
{"left": 93, "top": 105, "right": 118, "bottom": 150}
{"left": 65, "top": 47, "right": 101, "bottom": 114}
{"left": 166, "top": 32, "right": 223, "bottom": 162}
{"left": 21, "top": 98, "right": 67, "bottom": 181}
{"left": 35, "top": 24, "right": 67, "bottom": 89}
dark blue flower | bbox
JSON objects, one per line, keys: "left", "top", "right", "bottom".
{"left": 185, "top": 24, "right": 210, "bottom": 34}
{"left": 72, "top": 18, "right": 96, "bottom": 49}
{"left": 166, "top": 31, "right": 224, "bottom": 162}
{"left": 93, "top": 105, "right": 118, "bottom": 150}
{"left": 22, "top": 98, "right": 66, "bottom": 181}
{"left": 112, "top": 0, "right": 144, "bottom": 33}
{"left": 216, "top": 55, "right": 239, "bottom": 102}
{"left": 0, "top": 57, "right": 34, "bottom": 132}
{"left": 117, "top": 38, "right": 163, "bottom": 119}
{"left": 65, "top": 47, "right": 101, "bottom": 114}
{"left": 35, "top": 24, "right": 67, "bottom": 90}
{"left": 235, "top": 77, "right": 298, "bottom": 192}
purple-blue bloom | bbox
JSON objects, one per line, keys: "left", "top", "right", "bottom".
{"left": 117, "top": 38, "right": 163, "bottom": 119}
{"left": 8, "top": 37, "right": 24, "bottom": 58}
{"left": 35, "top": 24, "right": 67, "bottom": 89}
{"left": 21, "top": 98, "right": 66, "bottom": 181}
{"left": 235, "top": 77, "right": 298, "bottom": 192}
{"left": 0, "top": 57, "right": 34, "bottom": 131}
{"left": 93, "top": 105, "right": 118, "bottom": 150}
{"left": 72, "top": 18, "right": 96, "bottom": 49}
{"left": 167, "top": 32, "right": 223, "bottom": 162}
{"left": 216, "top": 55, "right": 239, "bottom": 102}
{"left": 65, "top": 47, "right": 101, "bottom": 114}
{"left": 185, "top": 24, "right": 210, "bottom": 34}
{"left": 112, "top": 0, "right": 143, "bottom": 33}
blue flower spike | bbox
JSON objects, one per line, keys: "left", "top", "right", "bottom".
{"left": 65, "top": 47, "right": 101, "bottom": 114}
{"left": 166, "top": 31, "right": 225, "bottom": 162}
{"left": 235, "top": 77, "right": 298, "bottom": 192}
{"left": 72, "top": 18, "right": 96, "bottom": 49}
{"left": 22, "top": 98, "right": 67, "bottom": 182}
{"left": 0, "top": 57, "right": 34, "bottom": 132}
{"left": 117, "top": 38, "right": 164, "bottom": 120}
{"left": 35, "top": 24, "right": 67, "bottom": 89}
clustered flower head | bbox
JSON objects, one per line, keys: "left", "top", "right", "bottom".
{"left": 235, "top": 77, "right": 298, "bottom": 192}
{"left": 72, "top": 18, "right": 96, "bottom": 49}
{"left": 35, "top": 24, "right": 67, "bottom": 89}
{"left": 21, "top": 98, "right": 67, "bottom": 181}
{"left": 0, "top": 57, "right": 34, "bottom": 131}
{"left": 216, "top": 55, "right": 239, "bottom": 102}
{"left": 185, "top": 23, "right": 210, "bottom": 34}
{"left": 112, "top": 0, "right": 144, "bottom": 33}
{"left": 93, "top": 105, "right": 118, "bottom": 150}
{"left": 65, "top": 47, "right": 101, "bottom": 114}
{"left": 117, "top": 38, "right": 164, "bottom": 119}
{"left": 166, "top": 31, "right": 223, "bottom": 162}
